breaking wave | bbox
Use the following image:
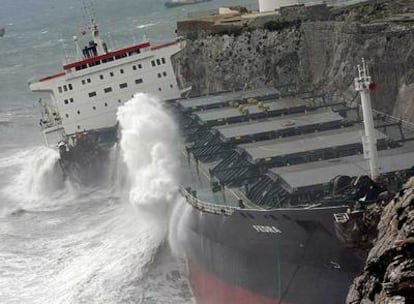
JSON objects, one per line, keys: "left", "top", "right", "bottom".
{"left": 0, "top": 93, "right": 189, "bottom": 303}
{"left": 0, "top": 146, "right": 74, "bottom": 214}
{"left": 117, "top": 93, "right": 180, "bottom": 212}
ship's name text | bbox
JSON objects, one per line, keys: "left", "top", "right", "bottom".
{"left": 252, "top": 225, "right": 282, "bottom": 234}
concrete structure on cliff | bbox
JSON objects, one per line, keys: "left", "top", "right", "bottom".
{"left": 259, "top": 0, "right": 300, "bottom": 12}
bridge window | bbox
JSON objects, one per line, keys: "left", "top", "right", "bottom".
{"left": 88, "top": 91, "right": 96, "bottom": 97}
{"left": 119, "top": 83, "right": 128, "bottom": 89}
{"left": 135, "top": 79, "right": 143, "bottom": 84}
{"left": 104, "top": 87, "right": 112, "bottom": 93}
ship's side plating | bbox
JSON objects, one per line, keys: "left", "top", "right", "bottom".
{"left": 177, "top": 196, "right": 360, "bottom": 304}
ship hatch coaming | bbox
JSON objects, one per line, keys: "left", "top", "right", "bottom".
{"left": 176, "top": 87, "right": 414, "bottom": 210}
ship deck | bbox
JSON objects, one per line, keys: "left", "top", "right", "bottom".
{"left": 174, "top": 87, "right": 414, "bottom": 210}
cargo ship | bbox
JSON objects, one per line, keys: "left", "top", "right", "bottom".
{"left": 29, "top": 9, "right": 190, "bottom": 178}
{"left": 169, "top": 60, "right": 414, "bottom": 303}
{"left": 165, "top": 0, "right": 212, "bottom": 8}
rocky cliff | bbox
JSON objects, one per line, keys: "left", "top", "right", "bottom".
{"left": 346, "top": 178, "right": 414, "bottom": 304}
{"left": 176, "top": 0, "right": 414, "bottom": 120}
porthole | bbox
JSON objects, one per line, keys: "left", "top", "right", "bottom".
{"left": 93, "top": 106, "right": 96, "bottom": 110}
{"left": 77, "top": 110, "right": 80, "bottom": 114}
{"left": 104, "top": 102, "right": 108, "bottom": 107}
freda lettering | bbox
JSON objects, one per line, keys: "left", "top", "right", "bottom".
{"left": 252, "top": 225, "right": 282, "bottom": 234}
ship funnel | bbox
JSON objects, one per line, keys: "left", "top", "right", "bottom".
{"left": 354, "top": 58, "right": 380, "bottom": 179}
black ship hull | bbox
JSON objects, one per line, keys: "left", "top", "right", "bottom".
{"left": 58, "top": 127, "right": 118, "bottom": 184}
{"left": 177, "top": 202, "right": 363, "bottom": 303}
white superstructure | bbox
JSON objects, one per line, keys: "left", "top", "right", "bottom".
{"left": 30, "top": 22, "right": 189, "bottom": 147}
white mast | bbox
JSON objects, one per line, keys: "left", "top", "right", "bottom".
{"left": 82, "top": 0, "right": 106, "bottom": 55}
{"left": 354, "top": 58, "right": 380, "bottom": 179}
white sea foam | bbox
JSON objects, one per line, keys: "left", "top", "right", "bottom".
{"left": 0, "top": 146, "right": 76, "bottom": 212}
{"left": 117, "top": 93, "right": 180, "bottom": 212}
{"left": 0, "top": 94, "right": 190, "bottom": 303}
{"left": 136, "top": 23, "right": 155, "bottom": 29}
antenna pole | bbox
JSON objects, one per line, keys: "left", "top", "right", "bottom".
{"left": 354, "top": 58, "right": 380, "bottom": 179}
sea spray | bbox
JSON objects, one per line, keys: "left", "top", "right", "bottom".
{"left": 117, "top": 93, "right": 180, "bottom": 212}
{"left": 0, "top": 146, "right": 74, "bottom": 212}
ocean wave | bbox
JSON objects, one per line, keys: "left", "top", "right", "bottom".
{"left": 136, "top": 23, "right": 156, "bottom": 29}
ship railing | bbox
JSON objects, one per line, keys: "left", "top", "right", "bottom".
{"left": 179, "top": 186, "right": 237, "bottom": 216}
{"left": 372, "top": 109, "right": 414, "bottom": 131}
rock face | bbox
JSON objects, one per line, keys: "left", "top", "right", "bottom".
{"left": 346, "top": 179, "right": 414, "bottom": 304}
{"left": 176, "top": 0, "right": 414, "bottom": 120}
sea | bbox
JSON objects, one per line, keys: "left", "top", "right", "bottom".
{"left": 0, "top": 0, "right": 251, "bottom": 303}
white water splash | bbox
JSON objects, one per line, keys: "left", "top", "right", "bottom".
{"left": 0, "top": 146, "right": 75, "bottom": 212}
{"left": 117, "top": 93, "right": 180, "bottom": 211}
{"left": 0, "top": 94, "right": 190, "bottom": 304}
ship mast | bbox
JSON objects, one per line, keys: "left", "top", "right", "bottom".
{"left": 354, "top": 58, "right": 380, "bottom": 179}
{"left": 81, "top": 0, "right": 106, "bottom": 56}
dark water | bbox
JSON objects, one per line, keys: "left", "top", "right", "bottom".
{"left": 0, "top": 0, "right": 251, "bottom": 302}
